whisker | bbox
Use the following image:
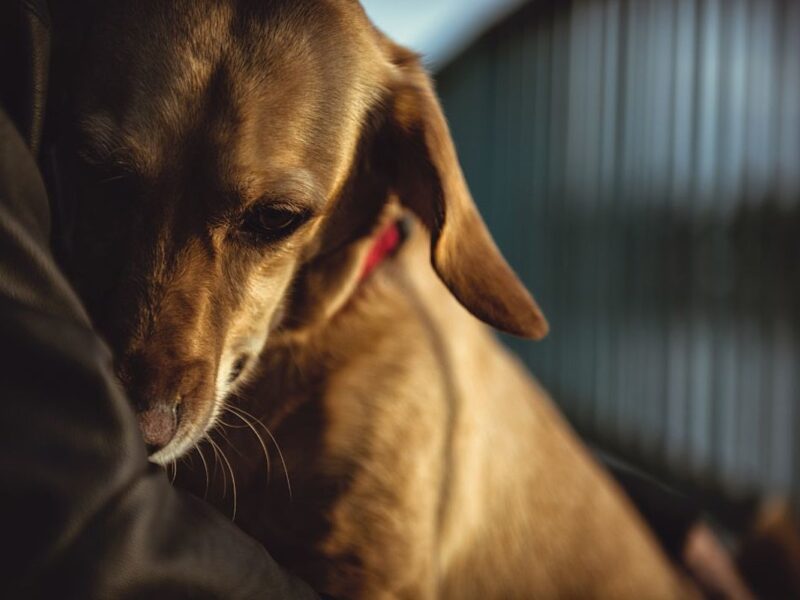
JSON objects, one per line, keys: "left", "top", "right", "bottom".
{"left": 193, "top": 442, "right": 211, "bottom": 498}
{"left": 214, "top": 421, "right": 247, "bottom": 459}
{"left": 210, "top": 432, "right": 238, "bottom": 522}
{"left": 98, "top": 174, "right": 128, "bottom": 184}
{"left": 229, "top": 405, "right": 292, "bottom": 500}
{"left": 205, "top": 434, "right": 227, "bottom": 496}
{"left": 227, "top": 407, "right": 272, "bottom": 484}
{"left": 287, "top": 341, "right": 309, "bottom": 384}
{"left": 262, "top": 426, "right": 292, "bottom": 500}
{"left": 217, "top": 417, "right": 250, "bottom": 429}
{"left": 169, "top": 460, "right": 178, "bottom": 484}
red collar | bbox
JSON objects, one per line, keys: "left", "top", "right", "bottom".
{"left": 359, "top": 219, "right": 406, "bottom": 281}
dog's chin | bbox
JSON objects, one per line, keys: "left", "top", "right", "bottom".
{"left": 147, "top": 411, "right": 217, "bottom": 466}
{"left": 148, "top": 438, "right": 192, "bottom": 466}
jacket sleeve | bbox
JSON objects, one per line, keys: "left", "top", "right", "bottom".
{"left": 0, "top": 107, "right": 320, "bottom": 599}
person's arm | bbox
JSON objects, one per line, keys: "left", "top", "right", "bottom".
{"left": 0, "top": 107, "right": 319, "bottom": 599}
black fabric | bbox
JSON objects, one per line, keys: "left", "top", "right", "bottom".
{"left": 0, "top": 0, "right": 50, "bottom": 154}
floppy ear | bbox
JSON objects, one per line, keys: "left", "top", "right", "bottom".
{"left": 382, "top": 49, "right": 548, "bottom": 339}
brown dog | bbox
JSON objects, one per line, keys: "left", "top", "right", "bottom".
{"left": 55, "top": 0, "right": 697, "bottom": 597}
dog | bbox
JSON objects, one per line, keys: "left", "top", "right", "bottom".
{"left": 53, "top": 0, "right": 698, "bottom": 597}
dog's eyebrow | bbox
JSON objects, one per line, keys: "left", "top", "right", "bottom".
{"left": 77, "top": 114, "right": 159, "bottom": 176}
{"left": 243, "top": 171, "right": 327, "bottom": 213}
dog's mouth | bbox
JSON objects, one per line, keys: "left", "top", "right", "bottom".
{"left": 228, "top": 355, "right": 250, "bottom": 384}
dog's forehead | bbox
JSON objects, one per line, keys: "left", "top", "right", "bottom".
{"left": 77, "top": 0, "right": 388, "bottom": 200}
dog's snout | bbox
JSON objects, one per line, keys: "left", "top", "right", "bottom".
{"left": 138, "top": 401, "right": 179, "bottom": 451}
{"left": 121, "top": 353, "right": 213, "bottom": 456}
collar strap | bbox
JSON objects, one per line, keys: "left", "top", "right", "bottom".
{"left": 359, "top": 218, "right": 409, "bottom": 282}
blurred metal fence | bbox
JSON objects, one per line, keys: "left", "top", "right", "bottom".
{"left": 436, "top": 0, "right": 800, "bottom": 502}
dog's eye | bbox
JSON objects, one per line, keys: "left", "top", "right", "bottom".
{"left": 237, "top": 204, "right": 307, "bottom": 244}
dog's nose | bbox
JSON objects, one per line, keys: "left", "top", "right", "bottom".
{"left": 119, "top": 353, "right": 211, "bottom": 455}
{"left": 137, "top": 401, "right": 178, "bottom": 452}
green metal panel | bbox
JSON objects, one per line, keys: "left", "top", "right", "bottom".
{"left": 436, "top": 0, "right": 800, "bottom": 503}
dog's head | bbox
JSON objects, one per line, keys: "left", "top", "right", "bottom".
{"left": 58, "top": 0, "right": 547, "bottom": 464}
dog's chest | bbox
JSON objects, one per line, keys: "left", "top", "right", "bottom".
{"left": 177, "top": 312, "right": 455, "bottom": 597}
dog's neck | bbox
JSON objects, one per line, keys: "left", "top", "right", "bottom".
{"left": 358, "top": 217, "right": 408, "bottom": 282}
{"left": 278, "top": 205, "right": 412, "bottom": 337}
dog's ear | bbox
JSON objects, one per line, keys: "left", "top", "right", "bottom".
{"left": 381, "top": 47, "right": 548, "bottom": 339}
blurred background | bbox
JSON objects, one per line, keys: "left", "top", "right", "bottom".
{"left": 363, "top": 0, "right": 800, "bottom": 514}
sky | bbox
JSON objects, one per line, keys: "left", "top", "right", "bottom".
{"left": 360, "top": 0, "right": 527, "bottom": 70}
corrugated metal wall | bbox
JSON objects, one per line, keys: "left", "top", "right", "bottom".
{"left": 436, "top": 0, "right": 800, "bottom": 502}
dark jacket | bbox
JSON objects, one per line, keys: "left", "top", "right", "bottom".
{"left": 0, "top": 1, "right": 319, "bottom": 597}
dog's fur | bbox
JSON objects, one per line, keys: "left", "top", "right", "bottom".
{"left": 56, "top": 0, "right": 697, "bottom": 597}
